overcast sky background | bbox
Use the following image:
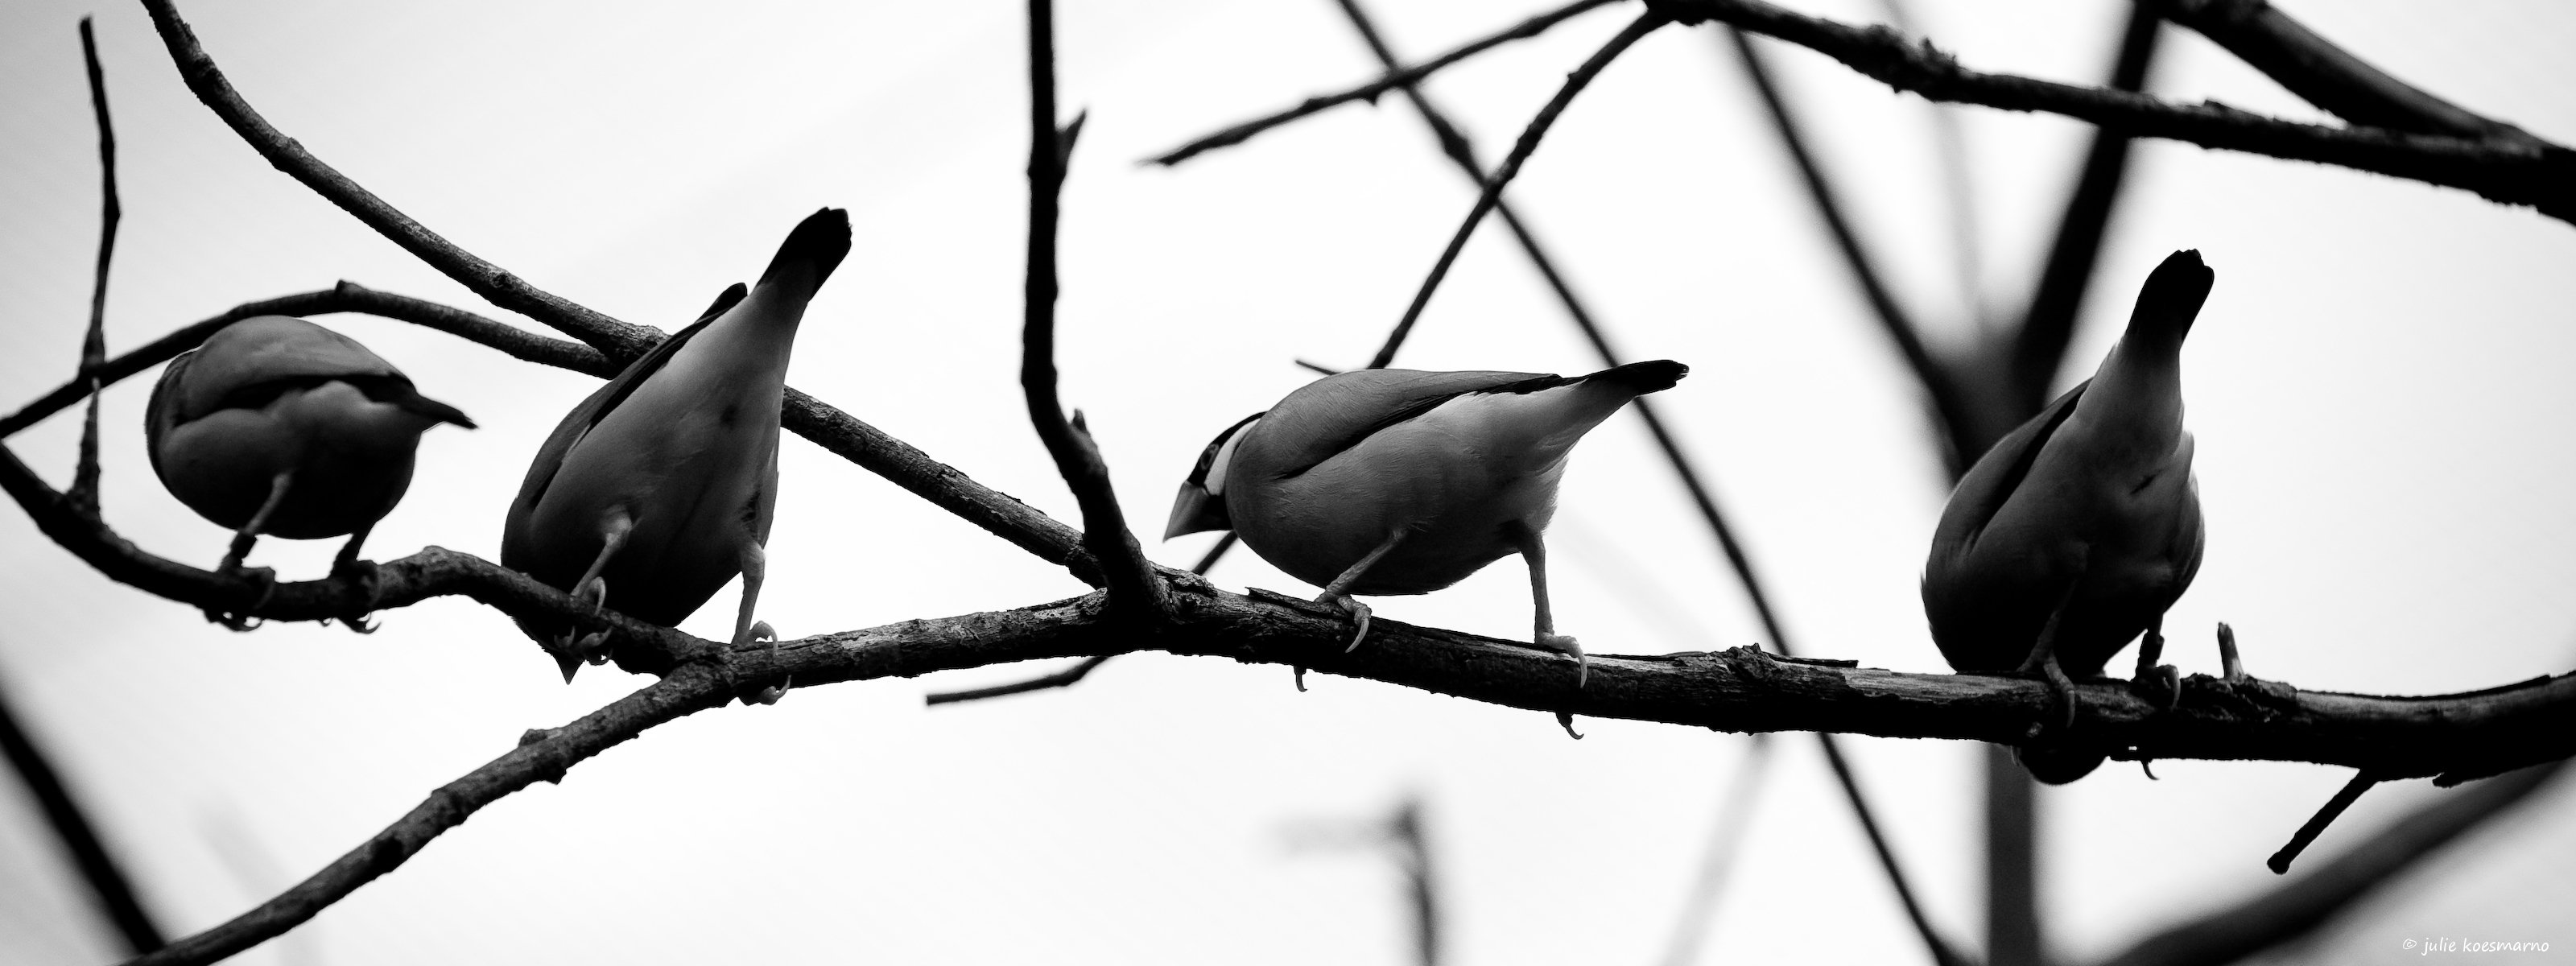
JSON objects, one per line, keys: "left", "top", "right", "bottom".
{"left": 2, "top": 1, "right": 2573, "bottom": 964}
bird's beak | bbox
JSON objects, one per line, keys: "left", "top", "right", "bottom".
{"left": 1163, "top": 481, "right": 1228, "bottom": 540}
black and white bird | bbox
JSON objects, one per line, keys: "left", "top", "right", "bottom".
{"left": 502, "top": 208, "right": 849, "bottom": 690}
{"left": 1922, "top": 250, "right": 2214, "bottom": 783}
{"left": 1167, "top": 361, "right": 1688, "bottom": 687}
{"left": 147, "top": 315, "right": 474, "bottom": 601}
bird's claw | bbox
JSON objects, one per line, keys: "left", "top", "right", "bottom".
{"left": 572, "top": 576, "right": 609, "bottom": 615}
{"left": 204, "top": 564, "right": 279, "bottom": 631}
{"left": 1535, "top": 632, "right": 1587, "bottom": 689}
{"left": 739, "top": 620, "right": 788, "bottom": 706}
{"left": 2132, "top": 663, "right": 2182, "bottom": 712}
{"left": 328, "top": 557, "right": 385, "bottom": 634}
{"left": 1556, "top": 711, "right": 1584, "bottom": 740}
{"left": 2017, "top": 651, "right": 2079, "bottom": 738}
{"left": 1318, "top": 593, "right": 1373, "bottom": 652}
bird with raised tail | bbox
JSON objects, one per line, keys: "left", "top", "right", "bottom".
{"left": 147, "top": 315, "right": 476, "bottom": 624}
{"left": 502, "top": 207, "right": 850, "bottom": 696}
{"left": 1923, "top": 249, "right": 2214, "bottom": 783}
{"left": 1167, "top": 360, "right": 1689, "bottom": 688}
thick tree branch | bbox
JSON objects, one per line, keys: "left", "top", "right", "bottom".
{"left": 131, "top": 0, "right": 1108, "bottom": 588}
{"left": 114, "top": 564, "right": 2576, "bottom": 966}
{"left": 1145, "top": 0, "right": 1620, "bottom": 167}
{"left": 1370, "top": 9, "right": 1670, "bottom": 369}
{"left": 14, "top": 422, "right": 2570, "bottom": 776}
{"left": 1022, "top": 5, "right": 1163, "bottom": 617}
{"left": 2152, "top": 0, "right": 2544, "bottom": 147}
{"left": 1660, "top": 0, "right": 2576, "bottom": 223}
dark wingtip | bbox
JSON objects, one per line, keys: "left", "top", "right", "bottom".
{"left": 1591, "top": 359, "right": 1688, "bottom": 394}
{"left": 756, "top": 208, "right": 852, "bottom": 290}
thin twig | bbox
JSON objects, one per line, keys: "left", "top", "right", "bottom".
{"left": 923, "top": 654, "right": 1115, "bottom": 706}
{"left": 1369, "top": 9, "right": 1670, "bottom": 369}
{"left": 2007, "top": 1, "right": 2161, "bottom": 418}
{"left": 1022, "top": 6, "right": 1163, "bottom": 616}
{"left": 125, "top": 666, "right": 737, "bottom": 966}
{"left": 2098, "top": 760, "right": 2567, "bottom": 966}
{"left": 1143, "top": 0, "right": 1620, "bottom": 167}
{"left": 1723, "top": 28, "right": 1965, "bottom": 448}
{"left": 2153, "top": 0, "right": 2542, "bottom": 147}
{"left": 138, "top": 0, "right": 633, "bottom": 353}
{"left": 1653, "top": 0, "right": 2574, "bottom": 224}
{"left": 70, "top": 16, "right": 122, "bottom": 518}
{"left": 2267, "top": 770, "right": 2382, "bottom": 874}
{"left": 1331, "top": 4, "right": 1955, "bottom": 957}
{"left": 923, "top": 534, "right": 1235, "bottom": 705}
{"left": 1869, "top": 0, "right": 1989, "bottom": 332}
{"left": 0, "top": 676, "right": 165, "bottom": 954}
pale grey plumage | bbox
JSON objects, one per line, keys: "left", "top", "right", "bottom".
{"left": 1170, "top": 360, "right": 1687, "bottom": 687}
{"left": 502, "top": 208, "right": 849, "bottom": 685}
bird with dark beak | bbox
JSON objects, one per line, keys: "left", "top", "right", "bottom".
{"left": 502, "top": 208, "right": 850, "bottom": 696}
{"left": 1167, "top": 361, "right": 1688, "bottom": 688}
{"left": 1923, "top": 250, "right": 2214, "bottom": 783}
{"left": 147, "top": 315, "right": 476, "bottom": 625}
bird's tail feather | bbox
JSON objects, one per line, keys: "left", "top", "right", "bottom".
{"left": 1585, "top": 359, "right": 1687, "bottom": 396}
{"left": 756, "top": 208, "right": 854, "bottom": 296}
{"left": 2128, "top": 250, "right": 2213, "bottom": 341}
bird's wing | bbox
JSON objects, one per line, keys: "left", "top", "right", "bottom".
{"left": 173, "top": 317, "right": 407, "bottom": 420}
{"left": 142, "top": 349, "right": 199, "bottom": 484}
{"left": 506, "top": 283, "right": 749, "bottom": 520}
{"left": 1929, "top": 379, "right": 2091, "bottom": 562}
{"left": 1257, "top": 369, "right": 1550, "bottom": 479}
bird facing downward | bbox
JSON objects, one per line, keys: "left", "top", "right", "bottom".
{"left": 1167, "top": 361, "right": 1689, "bottom": 688}
{"left": 502, "top": 207, "right": 851, "bottom": 691}
{"left": 1922, "top": 249, "right": 2214, "bottom": 783}
{"left": 147, "top": 315, "right": 475, "bottom": 621}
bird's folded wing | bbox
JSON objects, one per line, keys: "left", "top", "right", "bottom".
{"left": 1261, "top": 369, "right": 1548, "bottom": 479}
{"left": 506, "top": 283, "right": 747, "bottom": 518}
{"left": 1929, "top": 379, "right": 2091, "bottom": 562}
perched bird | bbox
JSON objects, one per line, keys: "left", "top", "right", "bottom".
{"left": 1167, "top": 361, "right": 1688, "bottom": 687}
{"left": 1922, "top": 250, "right": 2214, "bottom": 783}
{"left": 502, "top": 208, "right": 850, "bottom": 691}
{"left": 147, "top": 315, "right": 475, "bottom": 618}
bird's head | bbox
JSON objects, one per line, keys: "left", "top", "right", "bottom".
{"left": 1164, "top": 411, "right": 1261, "bottom": 539}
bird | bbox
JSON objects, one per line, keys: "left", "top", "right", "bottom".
{"left": 147, "top": 314, "right": 476, "bottom": 625}
{"left": 502, "top": 207, "right": 850, "bottom": 694}
{"left": 1922, "top": 249, "right": 2214, "bottom": 783}
{"left": 1166, "top": 360, "right": 1688, "bottom": 689}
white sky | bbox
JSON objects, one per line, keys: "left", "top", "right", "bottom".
{"left": 2, "top": 1, "right": 2572, "bottom": 964}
